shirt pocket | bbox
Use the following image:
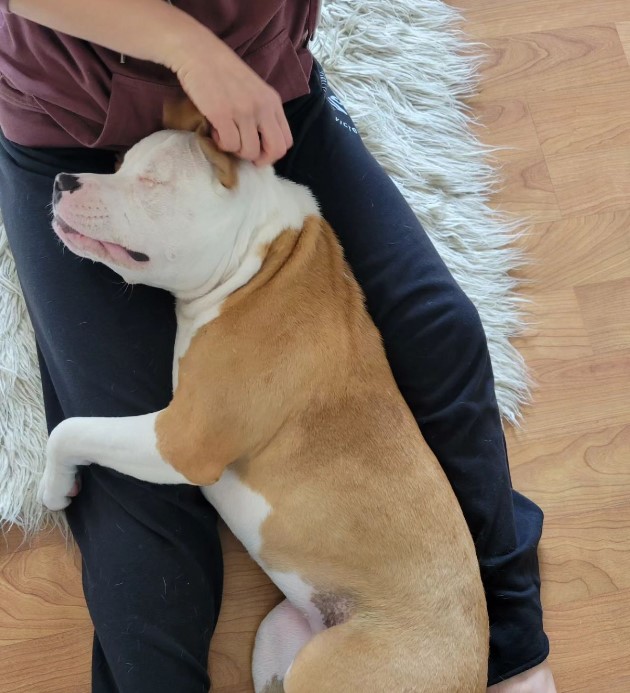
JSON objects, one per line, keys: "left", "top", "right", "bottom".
{"left": 35, "top": 73, "right": 183, "bottom": 150}
{"left": 0, "top": 74, "right": 45, "bottom": 112}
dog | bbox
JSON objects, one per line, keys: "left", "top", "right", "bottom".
{"left": 40, "top": 104, "right": 489, "bottom": 692}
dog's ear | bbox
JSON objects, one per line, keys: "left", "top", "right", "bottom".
{"left": 196, "top": 134, "right": 238, "bottom": 190}
{"left": 163, "top": 97, "right": 238, "bottom": 189}
{"left": 163, "top": 96, "right": 205, "bottom": 133}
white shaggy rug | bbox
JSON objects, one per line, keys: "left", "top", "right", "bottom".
{"left": 0, "top": 0, "right": 529, "bottom": 533}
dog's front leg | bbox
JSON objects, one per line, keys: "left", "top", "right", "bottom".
{"left": 39, "top": 412, "right": 190, "bottom": 510}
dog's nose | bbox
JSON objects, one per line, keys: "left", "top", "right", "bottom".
{"left": 55, "top": 173, "right": 82, "bottom": 193}
{"left": 53, "top": 173, "right": 82, "bottom": 205}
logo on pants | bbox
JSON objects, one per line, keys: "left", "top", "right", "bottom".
{"left": 327, "top": 94, "right": 359, "bottom": 135}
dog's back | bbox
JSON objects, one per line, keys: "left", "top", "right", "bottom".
{"left": 159, "top": 215, "right": 488, "bottom": 691}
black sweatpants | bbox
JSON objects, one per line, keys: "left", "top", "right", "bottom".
{"left": 0, "top": 65, "right": 548, "bottom": 691}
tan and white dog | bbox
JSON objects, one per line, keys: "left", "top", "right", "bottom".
{"left": 40, "top": 107, "right": 488, "bottom": 692}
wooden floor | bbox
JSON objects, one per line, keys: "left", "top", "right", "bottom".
{"left": 2, "top": 3, "right": 630, "bottom": 691}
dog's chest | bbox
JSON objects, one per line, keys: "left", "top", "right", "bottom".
{"left": 172, "top": 305, "right": 222, "bottom": 389}
{"left": 172, "top": 322, "right": 193, "bottom": 388}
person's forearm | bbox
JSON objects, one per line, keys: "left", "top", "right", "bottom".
{"left": 8, "top": 0, "right": 213, "bottom": 70}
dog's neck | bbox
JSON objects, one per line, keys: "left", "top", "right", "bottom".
{"left": 174, "top": 169, "right": 318, "bottom": 325}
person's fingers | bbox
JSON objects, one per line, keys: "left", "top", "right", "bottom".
{"left": 235, "top": 114, "right": 262, "bottom": 161}
{"left": 210, "top": 115, "right": 241, "bottom": 153}
{"left": 255, "top": 115, "right": 287, "bottom": 166}
{"left": 201, "top": 82, "right": 290, "bottom": 164}
{"left": 277, "top": 110, "right": 294, "bottom": 151}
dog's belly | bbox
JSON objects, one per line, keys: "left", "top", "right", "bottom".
{"left": 202, "top": 469, "right": 328, "bottom": 631}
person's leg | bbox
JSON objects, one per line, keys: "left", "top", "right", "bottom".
{"left": 0, "top": 133, "right": 221, "bottom": 693}
{"left": 278, "top": 67, "right": 549, "bottom": 685}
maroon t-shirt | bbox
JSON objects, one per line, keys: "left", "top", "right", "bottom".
{"left": 0, "top": 1, "right": 319, "bottom": 150}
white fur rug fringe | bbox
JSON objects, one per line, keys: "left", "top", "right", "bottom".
{"left": 0, "top": 0, "right": 529, "bottom": 534}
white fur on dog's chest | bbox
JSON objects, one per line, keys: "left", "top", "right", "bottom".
{"left": 171, "top": 251, "right": 272, "bottom": 388}
{"left": 172, "top": 313, "right": 211, "bottom": 388}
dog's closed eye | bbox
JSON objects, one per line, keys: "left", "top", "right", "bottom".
{"left": 138, "top": 175, "right": 166, "bottom": 188}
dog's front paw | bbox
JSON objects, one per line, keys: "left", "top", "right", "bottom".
{"left": 38, "top": 467, "right": 77, "bottom": 511}
{"left": 39, "top": 422, "right": 81, "bottom": 510}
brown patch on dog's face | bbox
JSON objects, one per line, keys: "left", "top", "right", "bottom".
{"left": 163, "top": 96, "right": 237, "bottom": 189}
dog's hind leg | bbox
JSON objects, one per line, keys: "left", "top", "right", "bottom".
{"left": 253, "top": 599, "right": 314, "bottom": 693}
{"left": 284, "top": 619, "right": 487, "bottom": 693}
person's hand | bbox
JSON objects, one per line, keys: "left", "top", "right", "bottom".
{"left": 166, "top": 24, "right": 293, "bottom": 166}
{"left": 487, "top": 661, "right": 557, "bottom": 693}
{"left": 10, "top": 1, "right": 292, "bottom": 165}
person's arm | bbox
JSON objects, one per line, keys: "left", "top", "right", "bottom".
{"left": 488, "top": 661, "right": 556, "bottom": 693}
{"left": 8, "top": 0, "right": 293, "bottom": 164}
{"left": 10, "top": 0, "right": 200, "bottom": 65}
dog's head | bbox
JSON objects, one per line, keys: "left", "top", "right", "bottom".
{"left": 51, "top": 100, "right": 272, "bottom": 294}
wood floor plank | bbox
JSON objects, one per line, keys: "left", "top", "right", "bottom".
{"left": 545, "top": 588, "right": 630, "bottom": 693}
{"left": 509, "top": 422, "right": 630, "bottom": 615}
{"left": 469, "top": 98, "right": 561, "bottom": 221}
{"left": 0, "top": 627, "right": 91, "bottom": 693}
{"left": 470, "top": 98, "right": 540, "bottom": 151}
{"left": 0, "top": 543, "right": 85, "bottom": 646}
{"left": 539, "top": 505, "right": 630, "bottom": 607}
{"left": 476, "top": 25, "right": 630, "bottom": 100}
{"left": 518, "top": 211, "right": 630, "bottom": 291}
{"left": 575, "top": 278, "right": 630, "bottom": 354}
{"left": 456, "top": 1, "right": 630, "bottom": 39}
{"left": 514, "top": 288, "right": 592, "bottom": 361}
{"left": 618, "top": 22, "right": 630, "bottom": 65}
{"left": 527, "top": 78, "right": 630, "bottom": 157}
{"left": 508, "top": 424, "right": 630, "bottom": 515}
{"left": 0, "top": 525, "right": 67, "bottom": 557}
{"left": 510, "top": 349, "right": 630, "bottom": 440}
{"left": 491, "top": 154, "right": 560, "bottom": 223}
{"left": 545, "top": 144, "right": 630, "bottom": 216}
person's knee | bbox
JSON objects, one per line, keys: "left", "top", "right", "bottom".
{"left": 68, "top": 467, "right": 222, "bottom": 628}
{"left": 384, "top": 282, "right": 492, "bottom": 416}
{"left": 429, "top": 288, "right": 490, "bottom": 405}
{"left": 393, "top": 282, "right": 488, "bottom": 371}
{"left": 445, "top": 288, "right": 488, "bottom": 361}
